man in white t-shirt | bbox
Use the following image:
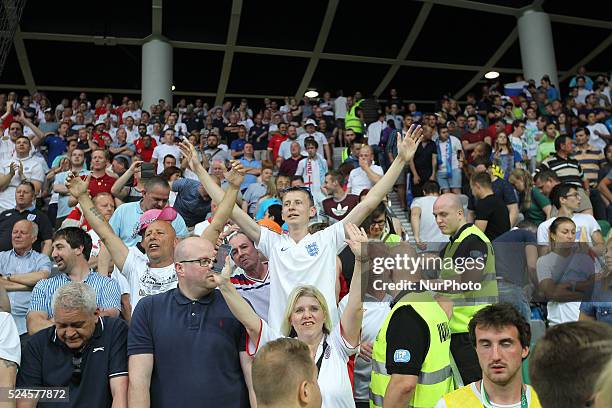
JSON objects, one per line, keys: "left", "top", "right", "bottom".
{"left": 347, "top": 145, "right": 383, "bottom": 195}
{"left": 0, "top": 312, "right": 20, "bottom": 387}
{"left": 66, "top": 161, "right": 244, "bottom": 312}
{"left": 0, "top": 136, "right": 45, "bottom": 212}
{"left": 410, "top": 181, "right": 449, "bottom": 252}
{"left": 586, "top": 111, "right": 611, "bottom": 151}
{"left": 151, "top": 129, "right": 182, "bottom": 174}
{"left": 297, "top": 119, "right": 331, "bottom": 168}
{"left": 183, "top": 124, "right": 424, "bottom": 331}
{"left": 536, "top": 183, "right": 604, "bottom": 254}
{"left": 295, "top": 138, "right": 328, "bottom": 204}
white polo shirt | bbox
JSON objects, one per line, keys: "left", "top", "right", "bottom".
{"left": 256, "top": 221, "right": 345, "bottom": 331}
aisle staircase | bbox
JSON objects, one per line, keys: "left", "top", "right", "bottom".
{"left": 333, "top": 146, "right": 414, "bottom": 242}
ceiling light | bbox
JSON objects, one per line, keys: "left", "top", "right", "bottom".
{"left": 171, "top": 85, "right": 176, "bottom": 91}
{"left": 305, "top": 90, "right": 319, "bottom": 98}
{"left": 484, "top": 71, "right": 500, "bottom": 79}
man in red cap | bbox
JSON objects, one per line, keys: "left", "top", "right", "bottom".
{"left": 65, "top": 160, "right": 245, "bottom": 312}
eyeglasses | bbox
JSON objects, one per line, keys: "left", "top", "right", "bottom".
{"left": 372, "top": 219, "right": 386, "bottom": 226}
{"left": 179, "top": 257, "right": 216, "bottom": 267}
{"left": 71, "top": 353, "right": 83, "bottom": 386}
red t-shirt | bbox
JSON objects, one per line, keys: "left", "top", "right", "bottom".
{"left": 93, "top": 131, "right": 111, "bottom": 149}
{"left": 486, "top": 124, "right": 513, "bottom": 144}
{"left": 267, "top": 133, "right": 287, "bottom": 161}
{"left": 88, "top": 173, "right": 116, "bottom": 197}
{"left": 135, "top": 138, "right": 157, "bottom": 162}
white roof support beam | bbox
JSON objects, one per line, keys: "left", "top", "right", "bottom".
{"left": 152, "top": 0, "right": 163, "bottom": 36}
{"left": 214, "top": 0, "right": 243, "bottom": 106}
{"left": 373, "top": 2, "right": 433, "bottom": 98}
{"left": 453, "top": 27, "right": 518, "bottom": 100}
{"left": 294, "top": 0, "right": 339, "bottom": 99}
{"left": 13, "top": 28, "right": 36, "bottom": 95}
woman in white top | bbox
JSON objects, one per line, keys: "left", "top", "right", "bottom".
{"left": 537, "top": 216, "right": 596, "bottom": 325}
{"left": 216, "top": 223, "right": 367, "bottom": 408}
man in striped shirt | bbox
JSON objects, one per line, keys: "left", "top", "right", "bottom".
{"left": 26, "top": 227, "right": 121, "bottom": 335}
{"left": 574, "top": 127, "right": 605, "bottom": 188}
{"left": 540, "top": 135, "right": 593, "bottom": 216}
{"left": 574, "top": 127, "right": 607, "bottom": 220}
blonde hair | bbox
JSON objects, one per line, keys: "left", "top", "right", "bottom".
{"left": 594, "top": 356, "right": 612, "bottom": 408}
{"left": 508, "top": 168, "right": 534, "bottom": 212}
{"left": 281, "top": 285, "right": 332, "bottom": 337}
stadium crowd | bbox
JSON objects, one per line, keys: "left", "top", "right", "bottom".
{"left": 0, "top": 65, "right": 611, "bottom": 408}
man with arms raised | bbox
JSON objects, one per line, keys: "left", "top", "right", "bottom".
{"left": 180, "top": 124, "right": 423, "bottom": 331}
{"left": 65, "top": 161, "right": 245, "bottom": 312}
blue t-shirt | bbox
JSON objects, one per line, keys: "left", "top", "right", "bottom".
{"left": 493, "top": 229, "right": 537, "bottom": 285}
{"left": 128, "top": 289, "right": 249, "bottom": 408}
{"left": 580, "top": 279, "right": 612, "bottom": 324}
{"left": 238, "top": 157, "right": 261, "bottom": 191}
{"left": 109, "top": 201, "right": 189, "bottom": 247}
{"left": 44, "top": 135, "right": 67, "bottom": 168}
{"left": 468, "top": 177, "right": 518, "bottom": 210}
{"left": 172, "top": 178, "right": 211, "bottom": 227}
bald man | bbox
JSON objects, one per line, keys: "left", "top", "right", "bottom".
{"left": 347, "top": 145, "right": 384, "bottom": 195}
{"left": 127, "top": 235, "right": 255, "bottom": 408}
{"left": 433, "top": 193, "right": 497, "bottom": 385}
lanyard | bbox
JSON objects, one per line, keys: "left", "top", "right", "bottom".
{"left": 480, "top": 380, "right": 528, "bottom": 408}
{"left": 315, "top": 337, "right": 329, "bottom": 378}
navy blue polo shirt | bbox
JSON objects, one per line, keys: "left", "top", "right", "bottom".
{"left": 17, "top": 317, "right": 128, "bottom": 408}
{"left": 128, "top": 287, "right": 249, "bottom": 408}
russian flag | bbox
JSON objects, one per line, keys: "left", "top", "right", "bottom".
{"left": 504, "top": 81, "right": 528, "bottom": 97}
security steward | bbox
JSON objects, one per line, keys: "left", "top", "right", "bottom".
{"left": 369, "top": 244, "right": 454, "bottom": 408}
{"left": 433, "top": 193, "right": 498, "bottom": 385}
{"left": 345, "top": 96, "right": 365, "bottom": 140}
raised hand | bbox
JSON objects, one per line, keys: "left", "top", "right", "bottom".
{"left": 397, "top": 124, "right": 423, "bottom": 163}
{"left": 128, "top": 160, "right": 143, "bottom": 174}
{"left": 65, "top": 172, "right": 91, "bottom": 199}
{"left": 224, "top": 160, "right": 245, "bottom": 189}
{"left": 344, "top": 223, "right": 369, "bottom": 257}
{"left": 178, "top": 141, "right": 202, "bottom": 171}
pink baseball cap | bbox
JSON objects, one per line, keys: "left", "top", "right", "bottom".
{"left": 138, "top": 207, "right": 178, "bottom": 233}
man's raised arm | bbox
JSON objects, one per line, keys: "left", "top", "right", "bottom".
{"left": 65, "top": 173, "right": 129, "bottom": 271}
{"left": 201, "top": 160, "right": 244, "bottom": 245}
{"left": 343, "top": 125, "right": 422, "bottom": 227}
{"left": 179, "top": 141, "right": 261, "bottom": 244}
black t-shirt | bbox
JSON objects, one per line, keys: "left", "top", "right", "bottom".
{"left": 386, "top": 304, "right": 430, "bottom": 375}
{"left": 410, "top": 141, "right": 437, "bottom": 179}
{"left": 474, "top": 194, "right": 510, "bottom": 241}
{"left": 0, "top": 209, "right": 53, "bottom": 253}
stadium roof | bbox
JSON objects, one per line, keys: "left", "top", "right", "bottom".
{"left": 1, "top": 0, "right": 610, "bottom": 108}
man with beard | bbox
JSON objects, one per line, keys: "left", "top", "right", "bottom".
{"left": 26, "top": 227, "right": 121, "bottom": 335}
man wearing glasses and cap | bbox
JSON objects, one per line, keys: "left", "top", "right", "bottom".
{"left": 17, "top": 282, "right": 128, "bottom": 408}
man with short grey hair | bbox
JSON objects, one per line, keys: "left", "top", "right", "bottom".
{"left": 17, "top": 282, "right": 128, "bottom": 407}
{"left": 0, "top": 220, "right": 51, "bottom": 338}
